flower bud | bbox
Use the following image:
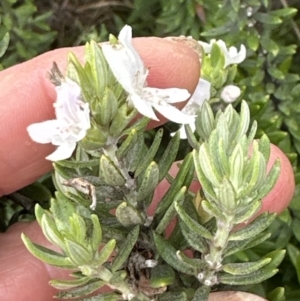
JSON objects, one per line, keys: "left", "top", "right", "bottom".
{"left": 220, "top": 85, "right": 241, "bottom": 103}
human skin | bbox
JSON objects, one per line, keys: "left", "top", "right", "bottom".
{"left": 0, "top": 38, "right": 295, "bottom": 301}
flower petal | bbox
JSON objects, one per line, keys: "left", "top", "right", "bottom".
{"left": 189, "top": 78, "right": 211, "bottom": 106}
{"left": 130, "top": 93, "right": 159, "bottom": 120}
{"left": 118, "top": 25, "right": 145, "bottom": 75}
{"left": 153, "top": 103, "right": 195, "bottom": 124}
{"left": 102, "top": 25, "right": 147, "bottom": 94}
{"left": 46, "top": 142, "right": 76, "bottom": 161}
{"left": 143, "top": 87, "right": 190, "bottom": 104}
{"left": 27, "top": 120, "right": 60, "bottom": 144}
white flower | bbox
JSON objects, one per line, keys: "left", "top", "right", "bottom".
{"left": 220, "top": 84, "right": 241, "bottom": 103}
{"left": 198, "top": 39, "right": 246, "bottom": 68}
{"left": 172, "top": 78, "right": 211, "bottom": 139}
{"left": 27, "top": 78, "right": 90, "bottom": 161}
{"left": 102, "top": 25, "right": 194, "bottom": 124}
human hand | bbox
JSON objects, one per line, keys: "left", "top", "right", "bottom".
{"left": 0, "top": 37, "right": 294, "bottom": 301}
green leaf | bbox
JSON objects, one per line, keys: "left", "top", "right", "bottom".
{"left": 115, "top": 202, "right": 144, "bottom": 227}
{"left": 230, "top": 0, "right": 240, "bottom": 11}
{"left": 192, "top": 286, "right": 210, "bottom": 301}
{"left": 153, "top": 232, "right": 199, "bottom": 276}
{"left": 256, "top": 159, "right": 280, "bottom": 200}
{"left": 56, "top": 279, "right": 105, "bottom": 299}
{"left": 112, "top": 225, "right": 139, "bottom": 272}
{"left": 136, "top": 162, "right": 159, "bottom": 202}
{"left": 199, "top": 142, "right": 222, "bottom": 187}
{"left": 56, "top": 159, "right": 99, "bottom": 169}
{"left": 116, "top": 129, "right": 138, "bottom": 159}
{"left": 99, "top": 87, "right": 118, "bottom": 126}
{"left": 158, "top": 291, "right": 188, "bottom": 301}
{"left": 155, "top": 187, "right": 186, "bottom": 234}
{"left": 254, "top": 12, "right": 282, "bottom": 25}
{"left": 195, "top": 101, "right": 215, "bottom": 140}
{"left": 150, "top": 264, "right": 175, "bottom": 288}
{"left": 218, "top": 267, "right": 278, "bottom": 285}
{"left": 0, "top": 32, "right": 9, "bottom": 57}
{"left": 85, "top": 40, "right": 108, "bottom": 96}
{"left": 179, "top": 219, "right": 208, "bottom": 253}
{"left": 267, "top": 287, "right": 285, "bottom": 301}
{"left": 41, "top": 214, "right": 65, "bottom": 249}
{"left": 175, "top": 201, "right": 213, "bottom": 240}
{"left": 271, "top": 7, "right": 297, "bottom": 18}
{"left": 50, "top": 276, "right": 92, "bottom": 289}
{"left": 96, "top": 239, "right": 116, "bottom": 266}
{"left": 184, "top": 124, "right": 200, "bottom": 149}
{"left": 64, "top": 239, "right": 94, "bottom": 266}
{"left": 287, "top": 243, "right": 300, "bottom": 284}
{"left": 91, "top": 214, "right": 102, "bottom": 252}
{"left": 233, "top": 200, "right": 261, "bottom": 224}
{"left": 222, "top": 257, "right": 271, "bottom": 275}
{"left": 157, "top": 132, "right": 180, "bottom": 181}
{"left": 218, "top": 178, "right": 237, "bottom": 211}
{"left": 225, "top": 232, "right": 271, "bottom": 257}
{"left": 135, "top": 128, "right": 163, "bottom": 177}
{"left": 100, "top": 155, "right": 126, "bottom": 186}
{"left": 155, "top": 153, "right": 194, "bottom": 217}
{"left": 21, "top": 234, "right": 74, "bottom": 268}
{"left": 229, "top": 213, "right": 275, "bottom": 241}
{"left": 263, "top": 250, "right": 286, "bottom": 269}
{"left": 258, "top": 134, "right": 271, "bottom": 163}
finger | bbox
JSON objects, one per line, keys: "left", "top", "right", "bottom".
{"left": 0, "top": 38, "right": 200, "bottom": 196}
{"left": 0, "top": 222, "right": 69, "bottom": 301}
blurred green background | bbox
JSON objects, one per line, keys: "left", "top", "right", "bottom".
{"left": 1, "top": 0, "right": 300, "bottom": 300}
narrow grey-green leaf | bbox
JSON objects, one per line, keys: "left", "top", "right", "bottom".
{"left": 225, "top": 232, "right": 271, "bottom": 257}
{"left": 175, "top": 201, "right": 213, "bottom": 239}
{"left": 257, "top": 159, "right": 280, "bottom": 200}
{"left": 116, "top": 129, "right": 137, "bottom": 159}
{"left": 192, "top": 286, "right": 210, "bottom": 301}
{"left": 65, "top": 239, "right": 93, "bottom": 266}
{"left": 258, "top": 134, "right": 271, "bottom": 163}
{"left": 219, "top": 267, "right": 278, "bottom": 285}
{"left": 21, "top": 234, "right": 74, "bottom": 268}
{"left": 0, "top": 32, "right": 9, "bottom": 57}
{"left": 155, "top": 187, "right": 186, "bottom": 234}
{"left": 229, "top": 213, "right": 275, "bottom": 241}
{"left": 157, "top": 132, "right": 180, "bottom": 182}
{"left": 91, "top": 214, "right": 102, "bottom": 252}
{"left": 233, "top": 200, "right": 261, "bottom": 224}
{"left": 55, "top": 159, "right": 99, "bottom": 169}
{"left": 115, "top": 202, "right": 144, "bottom": 227}
{"left": 112, "top": 225, "right": 139, "bottom": 272}
{"left": 158, "top": 291, "right": 187, "bottom": 301}
{"left": 56, "top": 279, "right": 105, "bottom": 299}
{"left": 100, "top": 155, "right": 126, "bottom": 186}
{"left": 50, "top": 276, "right": 92, "bottom": 289}
{"left": 222, "top": 257, "right": 271, "bottom": 275}
{"left": 201, "top": 200, "right": 225, "bottom": 220}
{"left": 235, "top": 100, "right": 250, "bottom": 141}
{"left": 156, "top": 153, "right": 193, "bottom": 216}
{"left": 153, "top": 232, "right": 198, "bottom": 275}
{"left": 135, "top": 128, "right": 163, "bottom": 177}
{"left": 96, "top": 239, "right": 116, "bottom": 266}
{"left": 41, "top": 214, "right": 65, "bottom": 249}
{"left": 179, "top": 219, "right": 208, "bottom": 253}
{"left": 184, "top": 124, "right": 199, "bottom": 149}
{"left": 136, "top": 162, "right": 159, "bottom": 202}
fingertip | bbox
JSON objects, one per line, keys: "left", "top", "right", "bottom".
{"left": 260, "top": 144, "right": 295, "bottom": 215}
{"left": 0, "top": 222, "right": 68, "bottom": 301}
